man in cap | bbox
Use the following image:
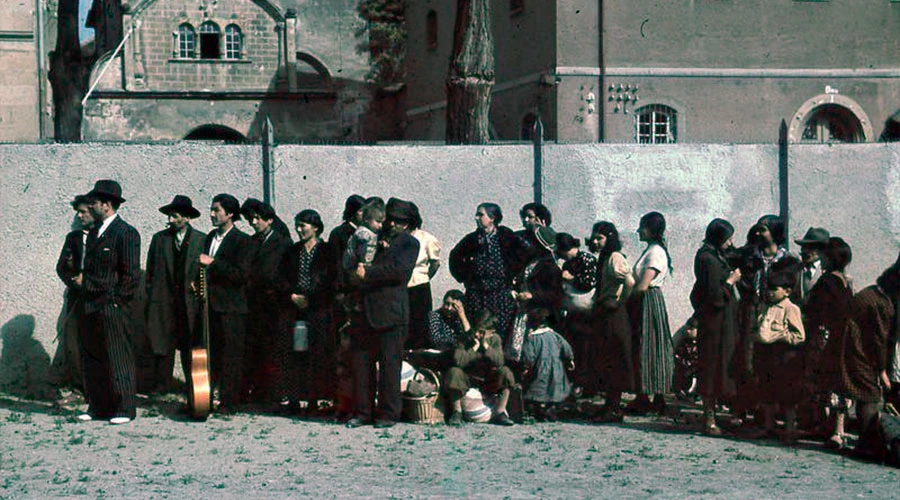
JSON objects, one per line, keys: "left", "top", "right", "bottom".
{"left": 346, "top": 198, "right": 420, "bottom": 429}
{"left": 793, "top": 227, "right": 830, "bottom": 307}
{"left": 199, "top": 193, "right": 252, "bottom": 414}
{"left": 78, "top": 180, "right": 141, "bottom": 425}
{"left": 144, "top": 195, "right": 207, "bottom": 397}
{"left": 51, "top": 194, "right": 95, "bottom": 407}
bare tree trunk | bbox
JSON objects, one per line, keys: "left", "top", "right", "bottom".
{"left": 445, "top": 0, "right": 494, "bottom": 144}
{"left": 48, "top": 0, "right": 96, "bottom": 142}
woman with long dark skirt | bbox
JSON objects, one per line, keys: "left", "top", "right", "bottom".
{"left": 690, "top": 218, "right": 742, "bottom": 435}
{"left": 589, "top": 222, "right": 635, "bottom": 423}
{"left": 281, "top": 209, "right": 334, "bottom": 413}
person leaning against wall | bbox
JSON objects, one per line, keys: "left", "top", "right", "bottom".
{"left": 51, "top": 194, "right": 95, "bottom": 408}
{"left": 77, "top": 180, "right": 141, "bottom": 425}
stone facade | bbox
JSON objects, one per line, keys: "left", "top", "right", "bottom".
{"left": 405, "top": 0, "right": 900, "bottom": 144}
{"left": 0, "top": 0, "right": 54, "bottom": 142}
{"left": 82, "top": 0, "right": 372, "bottom": 143}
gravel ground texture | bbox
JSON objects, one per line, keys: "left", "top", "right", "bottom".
{"left": 1, "top": 394, "right": 898, "bottom": 500}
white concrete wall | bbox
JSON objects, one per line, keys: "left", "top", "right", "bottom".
{"left": 1, "top": 142, "right": 898, "bottom": 392}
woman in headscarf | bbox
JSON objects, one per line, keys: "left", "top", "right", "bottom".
{"left": 690, "top": 218, "right": 742, "bottom": 435}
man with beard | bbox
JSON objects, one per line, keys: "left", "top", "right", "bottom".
{"left": 52, "top": 194, "right": 95, "bottom": 407}
{"left": 199, "top": 194, "right": 251, "bottom": 414}
{"left": 346, "top": 198, "right": 420, "bottom": 429}
{"left": 77, "top": 180, "right": 141, "bottom": 425}
{"left": 144, "top": 195, "right": 207, "bottom": 396}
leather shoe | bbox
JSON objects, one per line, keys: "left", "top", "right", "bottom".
{"left": 374, "top": 419, "right": 396, "bottom": 429}
{"left": 447, "top": 411, "right": 464, "bottom": 427}
{"left": 491, "top": 411, "right": 515, "bottom": 426}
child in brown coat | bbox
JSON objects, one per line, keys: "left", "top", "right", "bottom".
{"left": 753, "top": 271, "right": 806, "bottom": 443}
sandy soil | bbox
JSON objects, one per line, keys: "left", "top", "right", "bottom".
{"left": 0, "top": 395, "right": 897, "bottom": 500}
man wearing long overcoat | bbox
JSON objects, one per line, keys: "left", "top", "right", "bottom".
{"left": 145, "top": 195, "right": 207, "bottom": 394}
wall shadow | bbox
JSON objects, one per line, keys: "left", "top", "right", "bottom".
{"left": 0, "top": 314, "right": 54, "bottom": 400}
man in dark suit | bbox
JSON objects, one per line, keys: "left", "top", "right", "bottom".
{"left": 199, "top": 193, "right": 252, "bottom": 414}
{"left": 242, "top": 200, "right": 292, "bottom": 405}
{"left": 51, "top": 194, "right": 95, "bottom": 406}
{"left": 144, "top": 195, "right": 207, "bottom": 395}
{"left": 78, "top": 180, "right": 141, "bottom": 425}
{"left": 347, "top": 198, "right": 420, "bottom": 428}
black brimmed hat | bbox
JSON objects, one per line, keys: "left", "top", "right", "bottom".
{"left": 159, "top": 195, "right": 200, "bottom": 219}
{"left": 86, "top": 179, "right": 126, "bottom": 203}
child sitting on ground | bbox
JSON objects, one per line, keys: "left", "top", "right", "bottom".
{"left": 753, "top": 271, "right": 806, "bottom": 444}
{"left": 521, "top": 307, "right": 575, "bottom": 422}
{"left": 444, "top": 311, "right": 516, "bottom": 426}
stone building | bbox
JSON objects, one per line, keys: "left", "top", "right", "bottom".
{"left": 0, "top": 0, "right": 54, "bottom": 142}
{"left": 405, "top": 0, "right": 900, "bottom": 143}
{"left": 82, "top": 0, "right": 372, "bottom": 143}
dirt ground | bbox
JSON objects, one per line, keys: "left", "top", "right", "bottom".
{"left": 0, "top": 394, "right": 898, "bottom": 500}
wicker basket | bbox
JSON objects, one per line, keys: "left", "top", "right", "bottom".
{"left": 402, "top": 368, "right": 443, "bottom": 425}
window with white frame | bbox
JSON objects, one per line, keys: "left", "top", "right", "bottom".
{"left": 199, "top": 21, "right": 221, "bottom": 59}
{"left": 225, "top": 24, "right": 242, "bottom": 59}
{"left": 635, "top": 105, "right": 677, "bottom": 144}
{"left": 178, "top": 23, "right": 196, "bottom": 58}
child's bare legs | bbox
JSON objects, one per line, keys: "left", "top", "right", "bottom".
{"left": 702, "top": 398, "right": 722, "bottom": 435}
{"left": 494, "top": 388, "right": 510, "bottom": 416}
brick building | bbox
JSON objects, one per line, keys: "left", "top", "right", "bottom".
{"left": 82, "top": 0, "right": 371, "bottom": 143}
{"left": 0, "top": 0, "right": 54, "bottom": 142}
{"left": 405, "top": 0, "right": 900, "bottom": 144}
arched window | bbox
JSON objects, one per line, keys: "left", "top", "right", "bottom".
{"left": 225, "top": 24, "right": 242, "bottom": 60}
{"left": 178, "top": 23, "right": 196, "bottom": 59}
{"left": 198, "top": 21, "right": 221, "bottom": 59}
{"left": 801, "top": 104, "right": 864, "bottom": 143}
{"left": 635, "top": 104, "right": 677, "bottom": 144}
{"left": 426, "top": 11, "right": 438, "bottom": 50}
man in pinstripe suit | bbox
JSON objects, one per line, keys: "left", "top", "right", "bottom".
{"left": 77, "top": 180, "right": 141, "bottom": 425}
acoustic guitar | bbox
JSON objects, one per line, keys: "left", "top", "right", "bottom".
{"left": 188, "top": 266, "right": 212, "bottom": 420}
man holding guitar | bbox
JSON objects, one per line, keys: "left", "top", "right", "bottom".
{"left": 199, "top": 194, "right": 252, "bottom": 415}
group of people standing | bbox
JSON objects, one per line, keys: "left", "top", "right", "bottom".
{"left": 51, "top": 181, "right": 899, "bottom": 457}
{"left": 54, "top": 182, "right": 434, "bottom": 428}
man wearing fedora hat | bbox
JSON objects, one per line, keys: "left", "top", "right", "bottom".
{"left": 346, "top": 197, "right": 420, "bottom": 428}
{"left": 794, "top": 227, "right": 830, "bottom": 306}
{"left": 78, "top": 180, "right": 141, "bottom": 425}
{"left": 145, "top": 195, "right": 207, "bottom": 397}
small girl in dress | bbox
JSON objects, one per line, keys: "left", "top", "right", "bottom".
{"left": 753, "top": 271, "right": 806, "bottom": 443}
{"left": 521, "top": 307, "right": 575, "bottom": 421}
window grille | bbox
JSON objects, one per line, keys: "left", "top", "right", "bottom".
{"left": 635, "top": 105, "right": 677, "bottom": 144}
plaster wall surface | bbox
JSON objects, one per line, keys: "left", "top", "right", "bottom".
{"left": 2, "top": 142, "right": 899, "bottom": 392}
